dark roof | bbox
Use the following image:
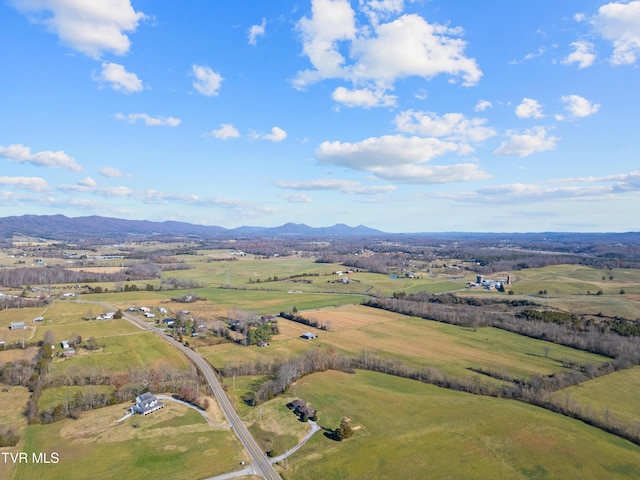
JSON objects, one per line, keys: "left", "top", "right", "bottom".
{"left": 298, "top": 405, "right": 315, "bottom": 418}
{"left": 138, "top": 392, "right": 156, "bottom": 402}
{"left": 290, "top": 399, "right": 307, "bottom": 409}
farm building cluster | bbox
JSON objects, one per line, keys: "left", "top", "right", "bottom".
{"left": 468, "top": 274, "right": 512, "bottom": 291}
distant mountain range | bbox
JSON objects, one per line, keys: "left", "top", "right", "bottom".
{"left": 0, "top": 214, "right": 386, "bottom": 240}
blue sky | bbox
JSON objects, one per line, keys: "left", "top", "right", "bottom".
{"left": 1, "top": 0, "right": 639, "bottom": 233}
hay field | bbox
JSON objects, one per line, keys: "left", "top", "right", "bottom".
{"left": 300, "top": 304, "right": 410, "bottom": 331}
{"left": 548, "top": 366, "right": 640, "bottom": 427}
{"left": 204, "top": 305, "right": 608, "bottom": 382}
{"left": 281, "top": 370, "right": 640, "bottom": 480}
{"left": 0, "top": 385, "right": 30, "bottom": 426}
{"left": 14, "top": 401, "right": 247, "bottom": 480}
{"left": 0, "top": 346, "right": 38, "bottom": 364}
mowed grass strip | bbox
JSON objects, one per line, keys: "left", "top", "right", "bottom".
{"left": 549, "top": 366, "right": 640, "bottom": 426}
{"left": 14, "top": 402, "right": 247, "bottom": 480}
{"left": 281, "top": 370, "right": 640, "bottom": 480}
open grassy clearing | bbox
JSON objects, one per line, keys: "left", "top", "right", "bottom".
{"left": 13, "top": 401, "right": 247, "bottom": 480}
{"left": 47, "top": 331, "right": 190, "bottom": 379}
{"left": 280, "top": 370, "right": 640, "bottom": 480}
{"left": 548, "top": 366, "right": 640, "bottom": 427}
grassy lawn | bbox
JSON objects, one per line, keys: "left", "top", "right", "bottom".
{"left": 279, "top": 370, "right": 640, "bottom": 480}
{"left": 549, "top": 366, "right": 640, "bottom": 427}
{"left": 13, "top": 401, "right": 247, "bottom": 480}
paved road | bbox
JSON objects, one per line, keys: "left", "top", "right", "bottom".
{"left": 79, "top": 300, "right": 281, "bottom": 480}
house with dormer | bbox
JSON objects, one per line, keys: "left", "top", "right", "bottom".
{"left": 132, "top": 392, "right": 164, "bottom": 415}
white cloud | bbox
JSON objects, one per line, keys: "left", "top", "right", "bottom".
{"left": 317, "top": 135, "right": 458, "bottom": 169}
{"left": 562, "top": 41, "right": 596, "bottom": 69}
{"left": 360, "top": 0, "right": 405, "bottom": 25}
{"left": 494, "top": 127, "right": 558, "bottom": 157}
{"left": 248, "top": 18, "right": 266, "bottom": 45}
{"left": 294, "top": 3, "right": 481, "bottom": 99}
{"left": 277, "top": 178, "right": 361, "bottom": 191}
{"left": 281, "top": 193, "right": 313, "bottom": 203}
{"left": 10, "top": 0, "right": 145, "bottom": 59}
{"left": 262, "top": 127, "right": 288, "bottom": 142}
{"left": 369, "top": 163, "right": 490, "bottom": 184}
{"left": 475, "top": 100, "right": 493, "bottom": 112}
{"left": 295, "top": 0, "right": 357, "bottom": 87}
{"left": 78, "top": 177, "right": 97, "bottom": 187}
{"left": 99, "top": 166, "right": 128, "bottom": 178}
{"left": 0, "top": 143, "right": 82, "bottom": 171}
{"left": 515, "top": 98, "right": 545, "bottom": 119}
{"left": 192, "top": 64, "right": 223, "bottom": 96}
{"left": 0, "top": 176, "right": 49, "bottom": 191}
{"left": 115, "top": 113, "right": 181, "bottom": 126}
{"left": 591, "top": 0, "right": 640, "bottom": 65}
{"left": 207, "top": 123, "right": 240, "bottom": 140}
{"left": 276, "top": 178, "right": 396, "bottom": 194}
{"left": 350, "top": 14, "right": 482, "bottom": 87}
{"left": 394, "top": 110, "right": 496, "bottom": 142}
{"left": 332, "top": 86, "right": 397, "bottom": 108}
{"left": 94, "top": 62, "right": 143, "bottom": 93}
{"left": 316, "top": 134, "right": 488, "bottom": 184}
{"left": 560, "top": 94, "right": 601, "bottom": 119}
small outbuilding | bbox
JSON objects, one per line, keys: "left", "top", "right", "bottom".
{"left": 10, "top": 322, "right": 25, "bottom": 330}
{"left": 301, "top": 332, "right": 318, "bottom": 340}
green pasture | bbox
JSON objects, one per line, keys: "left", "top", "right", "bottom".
{"left": 164, "top": 255, "right": 341, "bottom": 288}
{"left": 510, "top": 265, "right": 640, "bottom": 296}
{"left": 0, "top": 306, "right": 45, "bottom": 327}
{"left": 38, "top": 385, "right": 115, "bottom": 411}
{"left": 280, "top": 370, "right": 640, "bottom": 480}
{"left": 199, "top": 338, "right": 315, "bottom": 371}
{"left": 323, "top": 314, "right": 609, "bottom": 379}
{"left": 48, "top": 331, "right": 190, "bottom": 379}
{"left": 166, "top": 254, "right": 468, "bottom": 298}
{"left": 14, "top": 402, "right": 247, "bottom": 480}
{"left": 32, "top": 319, "right": 141, "bottom": 346}
{"left": 547, "top": 294, "right": 640, "bottom": 319}
{"left": 549, "top": 366, "right": 640, "bottom": 427}
{"left": 194, "top": 288, "right": 364, "bottom": 314}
